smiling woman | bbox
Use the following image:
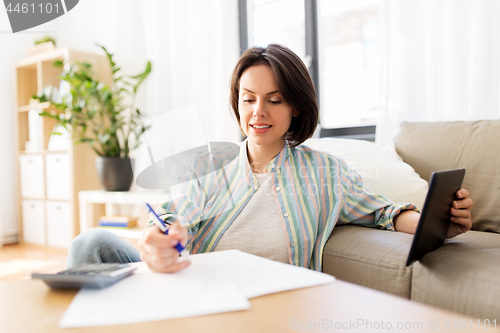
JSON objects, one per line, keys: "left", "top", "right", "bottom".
{"left": 230, "top": 44, "right": 318, "bottom": 149}
{"left": 68, "top": 44, "right": 472, "bottom": 276}
{"left": 237, "top": 65, "right": 300, "bottom": 173}
{"left": 229, "top": 44, "right": 318, "bottom": 173}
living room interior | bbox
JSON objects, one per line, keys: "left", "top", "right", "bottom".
{"left": 0, "top": 0, "right": 499, "bottom": 331}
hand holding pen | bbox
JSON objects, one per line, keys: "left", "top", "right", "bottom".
{"left": 138, "top": 203, "right": 191, "bottom": 273}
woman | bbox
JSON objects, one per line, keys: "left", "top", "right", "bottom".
{"left": 68, "top": 44, "right": 473, "bottom": 273}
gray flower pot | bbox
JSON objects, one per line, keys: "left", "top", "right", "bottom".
{"left": 95, "top": 157, "right": 134, "bottom": 191}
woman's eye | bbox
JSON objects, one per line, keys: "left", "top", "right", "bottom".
{"left": 243, "top": 99, "right": 254, "bottom": 103}
{"left": 270, "top": 100, "right": 281, "bottom": 104}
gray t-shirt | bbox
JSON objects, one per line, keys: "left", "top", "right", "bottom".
{"left": 214, "top": 172, "right": 290, "bottom": 264}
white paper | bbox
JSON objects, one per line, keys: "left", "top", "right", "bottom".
{"left": 59, "top": 256, "right": 250, "bottom": 328}
{"left": 199, "top": 250, "right": 336, "bottom": 299}
{"left": 59, "top": 250, "right": 335, "bottom": 328}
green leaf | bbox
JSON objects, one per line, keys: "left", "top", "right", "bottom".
{"left": 121, "top": 80, "right": 135, "bottom": 87}
{"left": 97, "top": 43, "right": 117, "bottom": 69}
{"left": 130, "top": 61, "right": 152, "bottom": 94}
{"left": 38, "top": 111, "right": 60, "bottom": 120}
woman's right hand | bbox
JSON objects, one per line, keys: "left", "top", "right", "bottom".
{"left": 138, "top": 221, "right": 191, "bottom": 273}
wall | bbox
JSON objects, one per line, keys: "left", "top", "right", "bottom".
{"left": 0, "top": 6, "right": 43, "bottom": 241}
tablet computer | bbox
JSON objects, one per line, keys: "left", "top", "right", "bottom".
{"left": 406, "top": 168, "right": 466, "bottom": 266}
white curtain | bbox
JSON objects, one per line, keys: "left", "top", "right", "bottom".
{"left": 137, "top": 0, "right": 242, "bottom": 142}
{"left": 376, "top": 0, "right": 500, "bottom": 143}
{"left": 53, "top": 0, "right": 242, "bottom": 143}
{"left": 131, "top": 0, "right": 243, "bottom": 192}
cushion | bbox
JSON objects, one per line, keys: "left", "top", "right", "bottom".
{"left": 323, "top": 225, "right": 414, "bottom": 298}
{"left": 303, "top": 138, "right": 428, "bottom": 211}
{"left": 411, "top": 230, "right": 500, "bottom": 319}
{"left": 393, "top": 120, "right": 500, "bottom": 233}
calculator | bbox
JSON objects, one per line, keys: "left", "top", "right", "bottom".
{"left": 32, "top": 263, "right": 137, "bottom": 289}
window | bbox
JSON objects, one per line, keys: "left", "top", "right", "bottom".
{"left": 239, "top": 0, "right": 381, "bottom": 140}
{"left": 251, "top": 0, "right": 306, "bottom": 60}
{"left": 319, "top": 0, "right": 381, "bottom": 129}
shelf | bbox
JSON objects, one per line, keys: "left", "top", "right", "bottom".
{"left": 44, "top": 198, "right": 71, "bottom": 202}
{"left": 16, "top": 48, "right": 67, "bottom": 69}
{"left": 44, "top": 149, "right": 70, "bottom": 154}
{"left": 17, "top": 107, "right": 61, "bottom": 152}
{"left": 18, "top": 150, "right": 39, "bottom": 155}
{"left": 16, "top": 47, "right": 112, "bottom": 248}
{"left": 20, "top": 197, "right": 70, "bottom": 202}
{"left": 89, "top": 227, "right": 143, "bottom": 240}
{"left": 16, "top": 66, "right": 37, "bottom": 106}
{"left": 79, "top": 190, "right": 171, "bottom": 238}
{"left": 19, "top": 150, "right": 70, "bottom": 155}
{"left": 17, "top": 102, "right": 51, "bottom": 112}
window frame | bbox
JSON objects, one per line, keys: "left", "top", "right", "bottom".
{"left": 238, "top": 0, "right": 376, "bottom": 141}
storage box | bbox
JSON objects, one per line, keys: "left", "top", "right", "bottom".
{"left": 21, "top": 200, "right": 45, "bottom": 245}
{"left": 46, "top": 201, "right": 73, "bottom": 248}
{"left": 18, "top": 154, "right": 45, "bottom": 198}
{"left": 45, "top": 153, "right": 71, "bottom": 200}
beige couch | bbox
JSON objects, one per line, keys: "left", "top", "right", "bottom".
{"left": 312, "top": 120, "right": 500, "bottom": 320}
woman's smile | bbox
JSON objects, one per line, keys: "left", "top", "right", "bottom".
{"left": 250, "top": 122, "right": 273, "bottom": 133}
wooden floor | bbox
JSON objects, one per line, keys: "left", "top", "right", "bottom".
{"left": 0, "top": 243, "right": 68, "bottom": 283}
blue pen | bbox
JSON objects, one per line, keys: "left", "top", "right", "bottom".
{"left": 143, "top": 203, "right": 190, "bottom": 260}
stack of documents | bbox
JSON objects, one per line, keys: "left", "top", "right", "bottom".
{"left": 59, "top": 250, "right": 335, "bottom": 328}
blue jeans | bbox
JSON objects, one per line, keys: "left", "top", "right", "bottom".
{"left": 67, "top": 229, "right": 141, "bottom": 268}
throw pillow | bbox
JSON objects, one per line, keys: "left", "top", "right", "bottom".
{"left": 394, "top": 120, "right": 500, "bottom": 233}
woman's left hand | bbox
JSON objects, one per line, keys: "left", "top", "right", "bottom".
{"left": 447, "top": 188, "right": 473, "bottom": 238}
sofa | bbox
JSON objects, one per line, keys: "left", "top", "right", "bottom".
{"left": 305, "top": 120, "right": 500, "bottom": 320}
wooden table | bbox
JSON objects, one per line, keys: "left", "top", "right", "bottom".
{"left": 1, "top": 278, "right": 497, "bottom": 333}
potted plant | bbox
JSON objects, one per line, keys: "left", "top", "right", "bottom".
{"left": 33, "top": 44, "right": 151, "bottom": 191}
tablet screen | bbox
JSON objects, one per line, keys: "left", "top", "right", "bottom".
{"left": 406, "top": 168, "right": 465, "bottom": 266}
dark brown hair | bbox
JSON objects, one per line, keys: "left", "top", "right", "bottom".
{"left": 230, "top": 44, "right": 319, "bottom": 148}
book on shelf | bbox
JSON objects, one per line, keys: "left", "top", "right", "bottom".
{"left": 98, "top": 216, "right": 138, "bottom": 228}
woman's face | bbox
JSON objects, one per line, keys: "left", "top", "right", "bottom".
{"left": 238, "top": 64, "right": 298, "bottom": 150}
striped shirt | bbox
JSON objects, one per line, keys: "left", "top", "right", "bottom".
{"left": 148, "top": 138, "right": 418, "bottom": 272}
